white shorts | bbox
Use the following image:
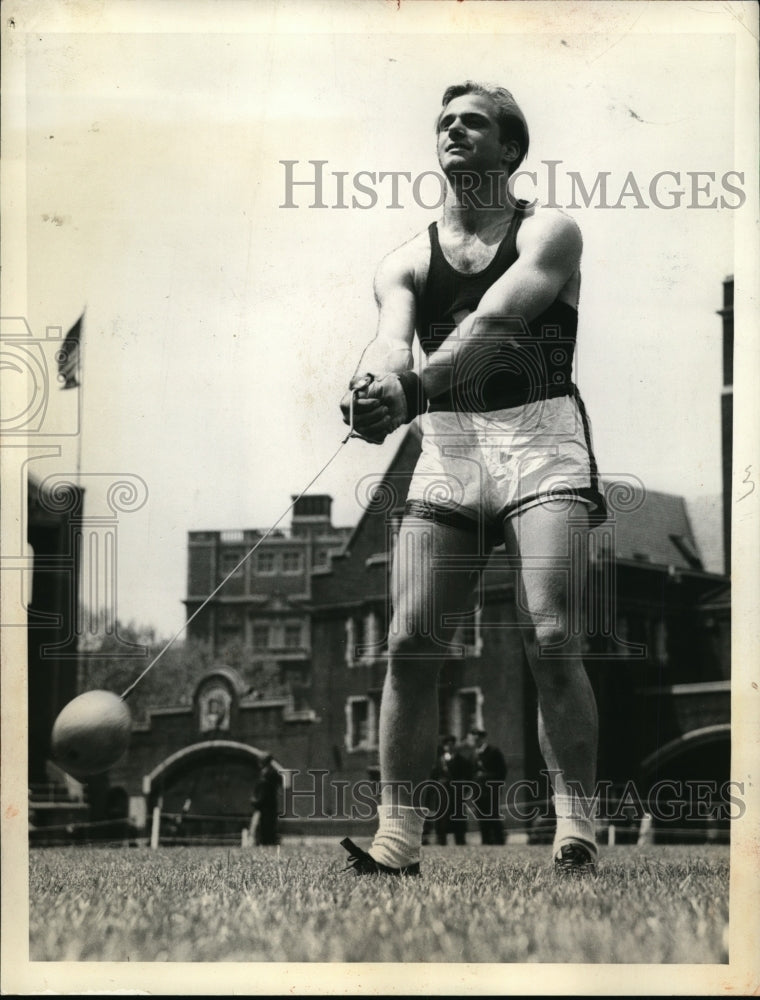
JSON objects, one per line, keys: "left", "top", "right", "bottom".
{"left": 405, "top": 389, "right": 606, "bottom": 542}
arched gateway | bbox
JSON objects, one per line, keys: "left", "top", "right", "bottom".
{"left": 143, "top": 741, "right": 286, "bottom": 843}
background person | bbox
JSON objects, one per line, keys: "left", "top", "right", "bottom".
{"left": 250, "top": 755, "right": 282, "bottom": 846}
{"left": 467, "top": 728, "right": 507, "bottom": 845}
{"left": 431, "top": 735, "right": 475, "bottom": 845}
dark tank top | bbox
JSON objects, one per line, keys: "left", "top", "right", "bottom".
{"left": 416, "top": 201, "right": 578, "bottom": 412}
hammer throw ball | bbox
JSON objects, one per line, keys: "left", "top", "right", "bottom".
{"left": 50, "top": 690, "right": 131, "bottom": 779}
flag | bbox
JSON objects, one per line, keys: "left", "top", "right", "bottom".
{"left": 56, "top": 313, "right": 83, "bottom": 390}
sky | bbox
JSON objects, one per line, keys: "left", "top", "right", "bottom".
{"left": 9, "top": 1, "right": 754, "bottom": 640}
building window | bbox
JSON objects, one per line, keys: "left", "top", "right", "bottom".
{"left": 220, "top": 550, "right": 244, "bottom": 578}
{"left": 314, "top": 549, "right": 329, "bottom": 569}
{"left": 257, "top": 551, "right": 275, "bottom": 574}
{"left": 345, "top": 695, "right": 379, "bottom": 751}
{"left": 449, "top": 687, "right": 484, "bottom": 741}
{"left": 284, "top": 623, "right": 302, "bottom": 649}
{"left": 345, "top": 618, "right": 357, "bottom": 666}
{"left": 369, "top": 690, "right": 381, "bottom": 746}
{"left": 452, "top": 606, "right": 483, "bottom": 657}
{"left": 282, "top": 551, "right": 303, "bottom": 574}
{"left": 219, "top": 606, "right": 241, "bottom": 627}
{"left": 358, "top": 610, "right": 387, "bottom": 662}
{"left": 252, "top": 624, "right": 270, "bottom": 649}
{"left": 217, "top": 606, "right": 243, "bottom": 643}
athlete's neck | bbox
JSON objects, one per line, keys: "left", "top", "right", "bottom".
{"left": 442, "top": 173, "right": 515, "bottom": 236}
{"left": 442, "top": 199, "right": 515, "bottom": 238}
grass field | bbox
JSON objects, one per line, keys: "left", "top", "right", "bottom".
{"left": 29, "top": 841, "right": 729, "bottom": 964}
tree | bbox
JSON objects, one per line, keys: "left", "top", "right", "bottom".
{"left": 77, "top": 624, "right": 291, "bottom": 723}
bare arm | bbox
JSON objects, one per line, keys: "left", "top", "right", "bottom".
{"left": 353, "top": 250, "right": 416, "bottom": 377}
{"left": 340, "top": 247, "right": 417, "bottom": 441}
{"left": 421, "top": 210, "right": 582, "bottom": 400}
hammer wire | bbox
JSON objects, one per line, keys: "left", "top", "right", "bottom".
{"left": 120, "top": 435, "right": 351, "bottom": 701}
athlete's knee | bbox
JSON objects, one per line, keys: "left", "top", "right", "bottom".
{"left": 524, "top": 620, "right": 576, "bottom": 661}
{"left": 387, "top": 627, "right": 441, "bottom": 664}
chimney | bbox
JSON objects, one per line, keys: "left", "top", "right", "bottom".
{"left": 290, "top": 494, "right": 333, "bottom": 536}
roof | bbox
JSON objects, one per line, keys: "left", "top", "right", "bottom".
{"left": 313, "top": 428, "right": 727, "bottom": 611}
{"left": 598, "top": 481, "right": 705, "bottom": 571}
{"left": 685, "top": 494, "right": 725, "bottom": 574}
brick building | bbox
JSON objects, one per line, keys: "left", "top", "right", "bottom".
{"left": 33, "top": 280, "right": 732, "bottom": 843}
{"left": 183, "top": 494, "right": 351, "bottom": 704}
{"left": 26, "top": 475, "right": 83, "bottom": 784}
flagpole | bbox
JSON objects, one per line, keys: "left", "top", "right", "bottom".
{"left": 75, "top": 312, "right": 85, "bottom": 680}
{"left": 57, "top": 310, "right": 86, "bottom": 684}
{"left": 75, "top": 311, "right": 84, "bottom": 489}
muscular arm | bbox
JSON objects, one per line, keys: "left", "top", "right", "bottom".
{"left": 341, "top": 247, "right": 417, "bottom": 441}
{"left": 420, "top": 211, "right": 582, "bottom": 401}
{"left": 353, "top": 250, "right": 416, "bottom": 377}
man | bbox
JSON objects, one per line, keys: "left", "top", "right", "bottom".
{"left": 251, "top": 754, "right": 282, "bottom": 846}
{"left": 467, "top": 728, "right": 507, "bottom": 846}
{"left": 430, "top": 735, "right": 474, "bottom": 846}
{"left": 340, "top": 82, "right": 604, "bottom": 878}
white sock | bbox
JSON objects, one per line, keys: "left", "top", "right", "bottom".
{"left": 553, "top": 793, "right": 598, "bottom": 855}
{"left": 370, "top": 804, "right": 427, "bottom": 868}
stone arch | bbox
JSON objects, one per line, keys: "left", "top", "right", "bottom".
{"left": 639, "top": 724, "right": 731, "bottom": 841}
{"left": 640, "top": 724, "right": 731, "bottom": 776}
{"left": 192, "top": 667, "right": 248, "bottom": 703}
{"left": 142, "top": 740, "right": 285, "bottom": 796}
{"left": 142, "top": 741, "right": 288, "bottom": 841}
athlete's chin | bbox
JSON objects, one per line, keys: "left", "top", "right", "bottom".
{"left": 440, "top": 163, "right": 482, "bottom": 183}
{"left": 440, "top": 152, "right": 472, "bottom": 169}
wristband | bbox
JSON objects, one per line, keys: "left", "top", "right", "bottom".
{"left": 396, "top": 370, "right": 428, "bottom": 422}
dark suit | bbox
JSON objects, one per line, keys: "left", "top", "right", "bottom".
{"left": 474, "top": 743, "right": 507, "bottom": 845}
{"left": 251, "top": 763, "right": 282, "bottom": 845}
{"left": 431, "top": 747, "right": 475, "bottom": 845}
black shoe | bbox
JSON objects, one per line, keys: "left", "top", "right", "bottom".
{"left": 553, "top": 840, "right": 598, "bottom": 876}
{"left": 340, "top": 837, "right": 421, "bottom": 877}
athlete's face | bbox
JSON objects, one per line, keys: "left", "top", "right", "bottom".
{"left": 436, "top": 94, "right": 516, "bottom": 178}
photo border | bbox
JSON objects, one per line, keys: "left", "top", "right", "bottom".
{"left": 2, "top": 1, "right": 758, "bottom": 995}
